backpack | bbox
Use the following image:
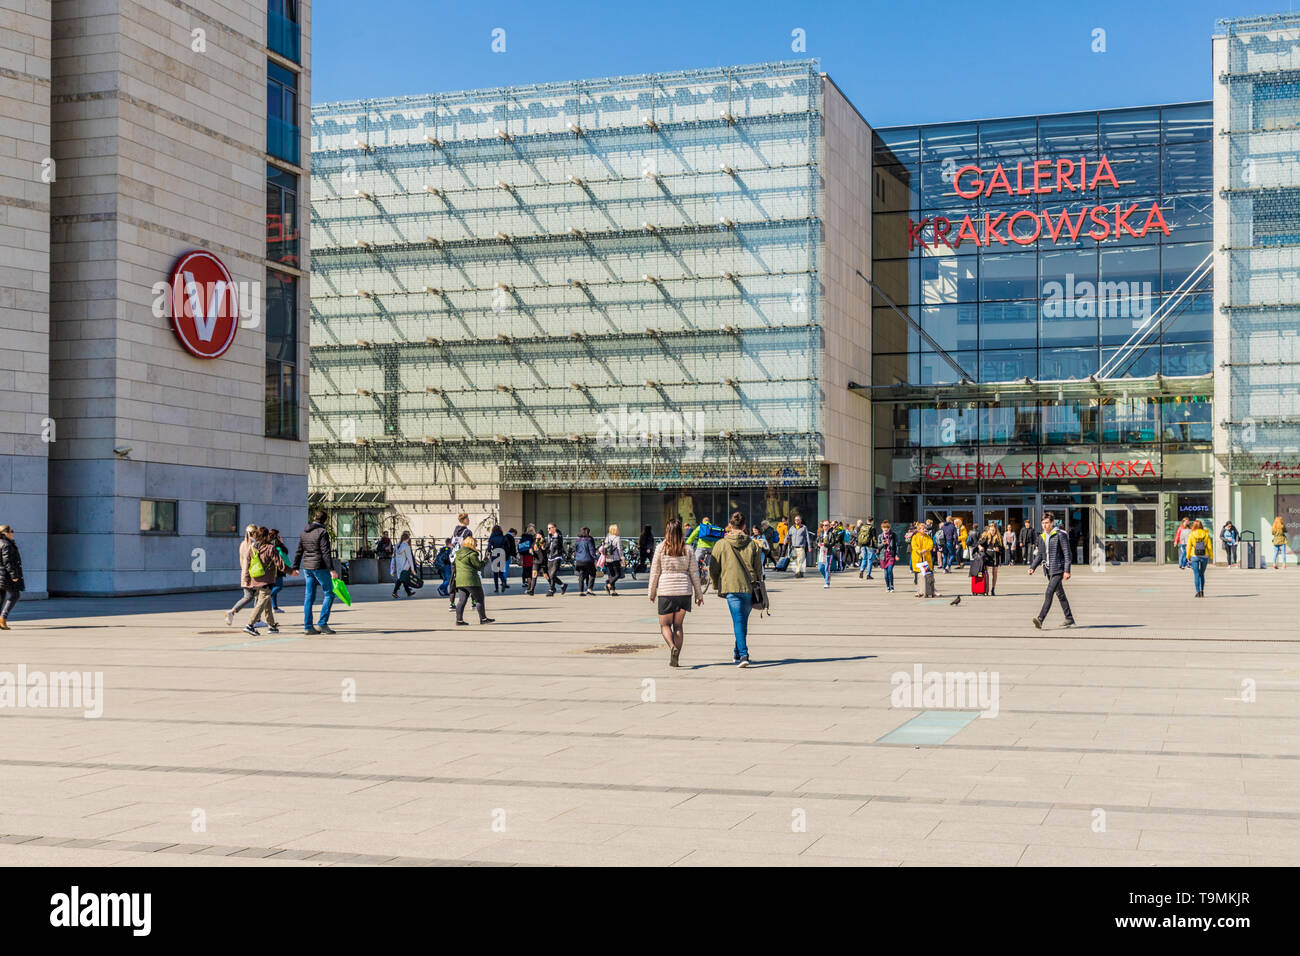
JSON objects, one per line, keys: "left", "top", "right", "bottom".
{"left": 248, "top": 548, "right": 265, "bottom": 578}
{"left": 1193, "top": 536, "right": 1207, "bottom": 557}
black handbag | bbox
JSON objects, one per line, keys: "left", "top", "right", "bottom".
{"left": 736, "top": 546, "right": 769, "bottom": 616}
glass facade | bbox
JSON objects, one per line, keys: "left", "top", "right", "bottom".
{"left": 1214, "top": 14, "right": 1300, "bottom": 556}
{"left": 873, "top": 103, "right": 1213, "bottom": 386}
{"left": 310, "top": 61, "right": 830, "bottom": 532}
{"left": 871, "top": 105, "right": 1214, "bottom": 560}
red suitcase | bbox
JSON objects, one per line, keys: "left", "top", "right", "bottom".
{"left": 970, "top": 574, "right": 986, "bottom": 595}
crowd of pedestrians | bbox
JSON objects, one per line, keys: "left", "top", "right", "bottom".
{"left": 190, "top": 506, "right": 1294, "bottom": 647}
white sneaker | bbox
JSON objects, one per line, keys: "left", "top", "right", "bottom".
{"left": 823, "top": 582, "right": 830, "bottom": 588}
{"left": 225, "top": 611, "right": 233, "bottom": 626}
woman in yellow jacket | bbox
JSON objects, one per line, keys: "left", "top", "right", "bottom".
{"left": 1272, "top": 516, "right": 1288, "bottom": 569}
{"left": 1185, "top": 520, "right": 1213, "bottom": 598}
{"left": 956, "top": 518, "right": 968, "bottom": 569}
{"left": 910, "top": 523, "right": 936, "bottom": 597}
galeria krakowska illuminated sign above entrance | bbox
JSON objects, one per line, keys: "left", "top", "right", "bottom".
{"left": 907, "top": 155, "right": 1171, "bottom": 250}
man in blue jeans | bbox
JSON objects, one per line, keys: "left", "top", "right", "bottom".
{"left": 709, "top": 512, "right": 764, "bottom": 668}
{"left": 292, "top": 510, "right": 338, "bottom": 635}
{"left": 940, "top": 515, "right": 957, "bottom": 572}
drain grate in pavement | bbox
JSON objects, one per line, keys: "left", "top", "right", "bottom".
{"left": 582, "top": 643, "right": 659, "bottom": 655}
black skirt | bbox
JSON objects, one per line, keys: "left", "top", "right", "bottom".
{"left": 657, "top": 594, "right": 692, "bottom": 614}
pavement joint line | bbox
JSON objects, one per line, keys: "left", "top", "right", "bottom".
{"left": 4, "top": 713, "right": 1298, "bottom": 762}
{"left": 0, "top": 833, "right": 507, "bottom": 866}
{"left": 1, "top": 761, "right": 1298, "bottom": 822}
{"left": 60, "top": 685, "right": 1300, "bottom": 720}
{"left": 7, "top": 660, "right": 1290, "bottom": 687}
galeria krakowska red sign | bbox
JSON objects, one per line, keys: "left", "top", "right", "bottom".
{"left": 907, "top": 155, "right": 1171, "bottom": 250}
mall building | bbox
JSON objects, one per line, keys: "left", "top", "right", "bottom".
{"left": 295, "top": 12, "right": 1297, "bottom": 564}
{"left": 0, "top": 0, "right": 311, "bottom": 595}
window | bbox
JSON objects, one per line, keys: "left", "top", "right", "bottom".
{"left": 268, "top": 0, "right": 301, "bottom": 63}
{"left": 206, "top": 503, "right": 240, "bottom": 535}
{"left": 267, "top": 60, "right": 299, "bottom": 163}
{"left": 141, "top": 500, "right": 178, "bottom": 534}
{"left": 266, "top": 269, "right": 299, "bottom": 438}
{"left": 267, "top": 164, "right": 298, "bottom": 267}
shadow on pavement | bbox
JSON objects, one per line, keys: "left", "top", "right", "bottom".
{"left": 689, "top": 654, "right": 877, "bottom": 670}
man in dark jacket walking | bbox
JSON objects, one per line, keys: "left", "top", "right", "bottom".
{"left": 293, "top": 511, "right": 338, "bottom": 635}
{"left": 1018, "top": 514, "right": 1036, "bottom": 567}
{"left": 1028, "top": 512, "right": 1074, "bottom": 629}
{"left": 940, "top": 516, "right": 957, "bottom": 572}
{"left": 0, "top": 525, "right": 25, "bottom": 629}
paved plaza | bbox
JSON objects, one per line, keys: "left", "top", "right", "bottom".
{"left": 0, "top": 563, "right": 1296, "bottom": 866}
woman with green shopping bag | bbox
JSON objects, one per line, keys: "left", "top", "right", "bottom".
{"left": 453, "top": 535, "right": 494, "bottom": 626}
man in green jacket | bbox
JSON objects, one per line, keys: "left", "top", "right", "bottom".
{"left": 709, "top": 513, "right": 765, "bottom": 667}
{"left": 453, "top": 535, "right": 495, "bottom": 625}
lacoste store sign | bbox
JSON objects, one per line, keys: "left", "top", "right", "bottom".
{"left": 907, "top": 155, "right": 1172, "bottom": 250}
{"left": 166, "top": 250, "right": 239, "bottom": 359}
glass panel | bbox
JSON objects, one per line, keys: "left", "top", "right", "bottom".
{"left": 979, "top": 348, "right": 1036, "bottom": 383}
{"left": 980, "top": 300, "right": 1037, "bottom": 350}
{"left": 1161, "top": 103, "right": 1211, "bottom": 143}
{"left": 1163, "top": 141, "right": 1212, "bottom": 194}
{"left": 1039, "top": 112, "right": 1098, "bottom": 154}
{"left": 979, "top": 117, "right": 1038, "bottom": 160}
{"left": 1100, "top": 108, "right": 1160, "bottom": 148}
{"left": 920, "top": 123, "right": 978, "bottom": 163}
{"left": 1104, "top": 146, "right": 1162, "bottom": 198}
{"left": 980, "top": 252, "right": 1037, "bottom": 300}
{"left": 920, "top": 303, "right": 978, "bottom": 352}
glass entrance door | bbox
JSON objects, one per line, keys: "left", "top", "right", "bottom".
{"left": 1131, "top": 507, "right": 1157, "bottom": 562}
{"left": 1101, "top": 505, "right": 1159, "bottom": 563}
{"left": 1103, "top": 507, "right": 1129, "bottom": 564}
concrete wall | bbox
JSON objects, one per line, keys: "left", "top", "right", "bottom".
{"left": 46, "top": 0, "right": 310, "bottom": 595}
{"left": 0, "top": 0, "right": 52, "bottom": 596}
{"left": 820, "top": 76, "right": 872, "bottom": 521}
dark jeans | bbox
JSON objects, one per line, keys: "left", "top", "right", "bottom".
{"left": 393, "top": 569, "right": 414, "bottom": 596}
{"left": 1225, "top": 544, "right": 1237, "bottom": 566}
{"left": 547, "top": 559, "right": 564, "bottom": 593}
{"left": 456, "top": 586, "right": 487, "bottom": 622}
{"left": 576, "top": 562, "right": 596, "bottom": 593}
{"left": 605, "top": 561, "right": 623, "bottom": 589}
{"left": 270, "top": 574, "right": 284, "bottom": 608}
{"left": 1038, "top": 573, "right": 1073, "bottom": 623}
{"left": 1, "top": 586, "right": 19, "bottom": 619}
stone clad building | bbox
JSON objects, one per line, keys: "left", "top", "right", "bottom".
{"left": 0, "top": 0, "right": 311, "bottom": 595}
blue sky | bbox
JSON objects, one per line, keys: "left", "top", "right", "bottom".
{"left": 312, "top": 0, "right": 1293, "bottom": 124}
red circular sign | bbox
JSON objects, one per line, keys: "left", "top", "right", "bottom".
{"left": 167, "top": 250, "right": 239, "bottom": 359}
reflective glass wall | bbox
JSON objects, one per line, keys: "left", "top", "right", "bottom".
{"left": 309, "top": 61, "right": 824, "bottom": 503}
{"left": 872, "top": 103, "right": 1214, "bottom": 386}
